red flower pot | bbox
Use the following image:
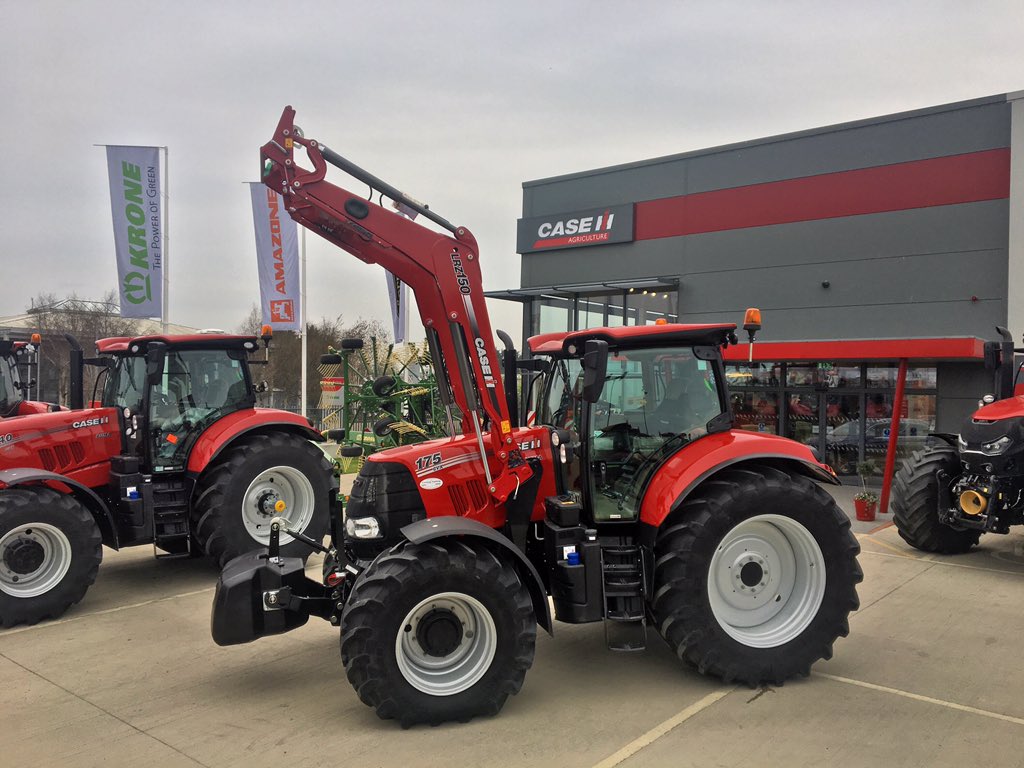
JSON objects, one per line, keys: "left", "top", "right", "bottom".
{"left": 854, "top": 497, "right": 877, "bottom": 522}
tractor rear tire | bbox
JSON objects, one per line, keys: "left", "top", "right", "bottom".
{"left": 341, "top": 538, "right": 536, "bottom": 727}
{"left": 892, "top": 446, "right": 980, "bottom": 554}
{"left": 651, "top": 465, "right": 861, "bottom": 686}
{"left": 192, "top": 433, "right": 333, "bottom": 567}
{"left": 0, "top": 487, "right": 102, "bottom": 627}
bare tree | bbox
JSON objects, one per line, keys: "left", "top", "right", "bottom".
{"left": 27, "top": 292, "right": 136, "bottom": 405}
{"left": 238, "top": 305, "right": 392, "bottom": 408}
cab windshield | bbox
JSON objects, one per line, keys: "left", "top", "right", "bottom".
{"left": 150, "top": 349, "right": 250, "bottom": 470}
{"left": 589, "top": 346, "right": 725, "bottom": 521}
{"left": 103, "top": 355, "right": 147, "bottom": 413}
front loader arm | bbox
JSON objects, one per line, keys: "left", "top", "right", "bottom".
{"left": 261, "top": 106, "right": 528, "bottom": 502}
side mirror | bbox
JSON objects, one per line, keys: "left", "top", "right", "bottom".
{"left": 581, "top": 339, "right": 609, "bottom": 403}
{"left": 145, "top": 343, "right": 167, "bottom": 386}
{"left": 255, "top": 380, "right": 269, "bottom": 394}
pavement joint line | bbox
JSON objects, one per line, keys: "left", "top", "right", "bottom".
{"left": 0, "top": 587, "right": 215, "bottom": 637}
{"left": 858, "top": 534, "right": 925, "bottom": 559}
{"left": 815, "top": 672, "right": 1024, "bottom": 727}
{"left": 850, "top": 560, "right": 936, "bottom": 616}
{"left": 857, "top": 547, "right": 1024, "bottom": 578}
{"left": 589, "top": 686, "right": 735, "bottom": 768}
{"left": 0, "top": 651, "right": 213, "bottom": 767}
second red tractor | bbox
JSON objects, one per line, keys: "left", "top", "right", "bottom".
{"left": 0, "top": 331, "right": 336, "bottom": 627}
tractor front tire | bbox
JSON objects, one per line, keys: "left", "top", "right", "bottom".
{"left": 341, "top": 538, "right": 536, "bottom": 727}
{"left": 192, "top": 433, "right": 333, "bottom": 566}
{"left": 892, "top": 446, "right": 979, "bottom": 554}
{"left": 652, "top": 465, "right": 861, "bottom": 686}
{"left": 0, "top": 487, "right": 102, "bottom": 628}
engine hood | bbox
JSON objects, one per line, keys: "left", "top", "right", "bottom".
{"left": 972, "top": 396, "right": 1024, "bottom": 422}
{"left": 960, "top": 412, "right": 1024, "bottom": 448}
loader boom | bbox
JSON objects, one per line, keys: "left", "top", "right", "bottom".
{"left": 260, "top": 106, "right": 530, "bottom": 502}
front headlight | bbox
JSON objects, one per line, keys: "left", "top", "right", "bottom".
{"left": 981, "top": 436, "right": 1012, "bottom": 455}
{"left": 344, "top": 515, "right": 382, "bottom": 539}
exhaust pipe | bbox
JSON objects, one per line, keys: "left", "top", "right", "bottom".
{"left": 65, "top": 334, "right": 84, "bottom": 410}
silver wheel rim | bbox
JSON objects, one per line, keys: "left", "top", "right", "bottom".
{"left": 241, "top": 465, "right": 316, "bottom": 546}
{"left": 707, "top": 514, "right": 826, "bottom": 648}
{"left": 0, "top": 523, "right": 72, "bottom": 598}
{"left": 395, "top": 592, "right": 498, "bottom": 696}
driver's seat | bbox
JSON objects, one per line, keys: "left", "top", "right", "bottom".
{"left": 651, "top": 377, "right": 690, "bottom": 433}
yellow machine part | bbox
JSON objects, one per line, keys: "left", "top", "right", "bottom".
{"left": 958, "top": 489, "right": 988, "bottom": 516}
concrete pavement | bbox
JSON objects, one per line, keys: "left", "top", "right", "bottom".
{"left": 3, "top": 488, "right": 1024, "bottom": 767}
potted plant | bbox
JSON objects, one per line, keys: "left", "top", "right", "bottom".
{"left": 854, "top": 460, "right": 879, "bottom": 521}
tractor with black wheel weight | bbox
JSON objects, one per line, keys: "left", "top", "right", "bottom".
{"left": 892, "top": 327, "right": 1024, "bottom": 553}
{"left": 0, "top": 330, "right": 336, "bottom": 627}
{"left": 210, "top": 107, "right": 862, "bottom": 728}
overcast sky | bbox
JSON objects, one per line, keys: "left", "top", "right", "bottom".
{"left": 3, "top": 1, "right": 1023, "bottom": 339}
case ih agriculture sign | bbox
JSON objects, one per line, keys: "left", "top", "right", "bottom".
{"left": 517, "top": 204, "right": 634, "bottom": 254}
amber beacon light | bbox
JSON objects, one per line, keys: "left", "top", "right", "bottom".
{"left": 742, "top": 308, "right": 762, "bottom": 362}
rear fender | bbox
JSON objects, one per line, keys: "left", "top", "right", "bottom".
{"left": 400, "top": 516, "right": 553, "bottom": 634}
{"left": 639, "top": 430, "right": 839, "bottom": 530}
{"left": 0, "top": 468, "right": 119, "bottom": 549}
{"left": 186, "top": 409, "right": 323, "bottom": 476}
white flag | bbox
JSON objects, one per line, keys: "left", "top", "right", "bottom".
{"left": 250, "top": 184, "right": 301, "bottom": 332}
{"left": 386, "top": 271, "right": 409, "bottom": 344}
{"left": 106, "top": 146, "right": 163, "bottom": 319}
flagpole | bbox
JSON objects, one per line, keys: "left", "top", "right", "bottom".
{"left": 300, "top": 226, "right": 307, "bottom": 418}
{"left": 162, "top": 145, "right": 169, "bottom": 333}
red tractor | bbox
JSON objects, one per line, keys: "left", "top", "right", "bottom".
{"left": 0, "top": 331, "right": 336, "bottom": 627}
{"left": 212, "top": 107, "right": 862, "bottom": 727}
{"left": 892, "top": 328, "right": 1024, "bottom": 552}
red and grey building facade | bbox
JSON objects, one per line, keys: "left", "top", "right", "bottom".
{"left": 488, "top": 92, "right": 1024, "bottom": 479}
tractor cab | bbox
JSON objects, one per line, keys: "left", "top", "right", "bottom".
{"left": 528, "top": 324, "right": 735, "bottom": 524}
{"left": 96, "top": 335, "right": 262, "bottom": 472}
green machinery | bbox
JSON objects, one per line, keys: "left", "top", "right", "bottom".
{"left": 317, "top": 338, "right": 447, "bottom": 471}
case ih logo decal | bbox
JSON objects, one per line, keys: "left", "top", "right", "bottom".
{"left": 474, "top": 338, "right": 495, "bottom": 385}
{"left": 517, "top": 204, "right": 634, "bottom": 254}
{"left": 72, "top": 417, "right": 110, "bottom": 429}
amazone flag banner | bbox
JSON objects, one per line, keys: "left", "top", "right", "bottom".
{"left": 106, "top": 146, "right": 163, "bottom": 318}
{"left": 250, "top": 183, "right": 301, "bottom": 332}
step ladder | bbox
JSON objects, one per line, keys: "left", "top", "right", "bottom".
{"left": 601, "top": 544, "right": 647, "bottom": 651}
{"left": 151, "top": 479, "right": 191, "bottom": 558}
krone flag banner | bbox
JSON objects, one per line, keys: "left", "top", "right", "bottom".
{"left": 250, "top": 183, "right": 301, "bottom": 331}
{"left": 106, "top": 146, "right": 163, "bottom": 318}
